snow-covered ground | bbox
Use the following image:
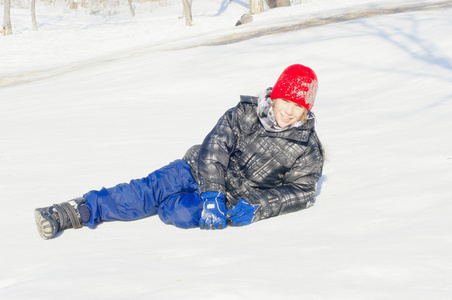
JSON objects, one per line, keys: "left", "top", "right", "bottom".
{"left": 1, "top": 0, "right": 451, "bottom": 299}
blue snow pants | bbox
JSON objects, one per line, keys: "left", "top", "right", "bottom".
{"left": 82, "top": 160, "right": 203, "bottom": 229}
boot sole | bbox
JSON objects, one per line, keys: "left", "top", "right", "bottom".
{"left": 34, "top": 209, "right": 58, "bottom": 240}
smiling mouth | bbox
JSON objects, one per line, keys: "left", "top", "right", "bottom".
{"left": 280, "top": 114, "right": 293, "bottom": 122}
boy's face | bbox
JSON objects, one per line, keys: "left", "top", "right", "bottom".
{"left": 272, "top": 98, "right": 307, "bottom": 128}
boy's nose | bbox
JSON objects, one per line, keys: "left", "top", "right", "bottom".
{"left": 285, "top": 103, "right": 295, "bottom": 115}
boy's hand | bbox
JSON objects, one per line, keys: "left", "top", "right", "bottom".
{"left": 199, "top": 192, "right": 227, "bottom": 230}
{"left": 227, "top": 199, "right": 259, "bottom": 227}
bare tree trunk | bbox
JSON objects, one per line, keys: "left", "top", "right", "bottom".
{"left": 128, "top": 0, "right": 135, "bottom": 17}
{"left": 249, "top": 0, "right": 264, "bottom": 15}
{"left": 31, "top": 0, "right": 38, "bottom": 31}
{"left": 3, "top": 0, "right": 13, "bottom": 35}
{"left": 182, "top": 0, "right": 192, "bottom": 26}
{"left": 70, "top": 1, "right": 78, "bottom": 9}
{"left": 265, "top": 0, "right": 290, "bottom": 9}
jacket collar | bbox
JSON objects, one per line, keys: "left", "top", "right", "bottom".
{"left": 263, "top": 117, "right": 314, "bottom": 143}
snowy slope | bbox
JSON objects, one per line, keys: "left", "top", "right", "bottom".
{"left": 1, "top": 0, "right": 452, "bottom": 299}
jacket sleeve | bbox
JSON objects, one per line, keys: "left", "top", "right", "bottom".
{"left": 197, "top": 105, "right": 241, "bottom": 195}
{"left": 244, "top": 133, "right": 324, "bottom": 222}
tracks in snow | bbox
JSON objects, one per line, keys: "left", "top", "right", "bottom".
{"left": 1, "top": 1, "right": 451, "bottom": 88}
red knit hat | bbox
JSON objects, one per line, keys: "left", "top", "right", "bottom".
{"left": 270, "top": 64, "right": 318, "bottom": 111}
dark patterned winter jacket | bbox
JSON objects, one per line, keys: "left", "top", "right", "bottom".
{"left": 183, "top": 95, "right": 324, "bottom": 222}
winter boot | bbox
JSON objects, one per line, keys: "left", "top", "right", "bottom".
{"left": 34, "top": 197, "right": 91, "bottom": 240}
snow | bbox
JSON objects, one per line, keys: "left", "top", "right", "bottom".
{"left": 1, "top": 0, "right": 452, "bottom": 299}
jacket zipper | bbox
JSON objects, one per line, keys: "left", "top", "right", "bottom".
{"left": 253, "top": 159, "right": 272, "bottom": 176}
